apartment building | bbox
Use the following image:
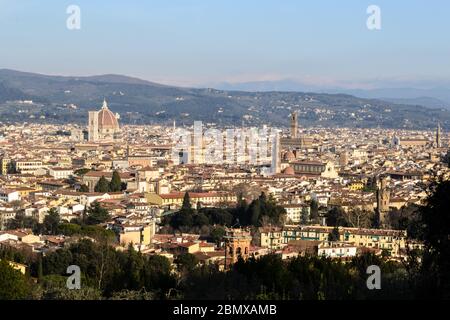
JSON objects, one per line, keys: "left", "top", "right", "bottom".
{"left": 48, "top": 167, "right": 74, "bottom": 179}
{"left": 260, "top": 225, "right": 408, "bottom": 257}
{"left": 318, "top": 241, "right": 357, "bottom": 259}
{"left": 283, "top": 204, "right": 309, "bottom": 224}
{"left": 146, "top": 191, "right": 237, "bottom": 208}
{"left": 0, "top": 189, "right": 20, "bottom": 203}
{"left": 13, "top": 160, "right": 43, "bottom": 174}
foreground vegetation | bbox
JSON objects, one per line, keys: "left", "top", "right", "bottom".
{"left": 0, "top": 180, "right": 449, "bottom": 300}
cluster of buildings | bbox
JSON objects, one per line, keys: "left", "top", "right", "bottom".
{"left": 258, "top": 225, "right": 423, "bottom": 260}
{"left": 0, "top": 100, "right": 449, "bottom": 270}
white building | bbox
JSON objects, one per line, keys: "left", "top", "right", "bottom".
{"left": 283, "top": 204, "right": 309, "bottom": 224}
{"left": 48, "top": 167, "right": 74, "bottom": 179}
{"left": 0, "top": 189, "right": 20, "bottom": 203}
{"left": 317, "top": 241, "right": 357, "bottom": 259}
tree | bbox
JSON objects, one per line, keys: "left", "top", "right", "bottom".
{"left": 6, "top": 162, "right": 16, "bottom": 174}
{"left": 78, "top": 184, "right": 89, "bottom": 193}
{"left": 74, "top": 168, "right": 90, "bottom": 176}
{"left": 418, "top": 179, "right": 450, "bottom": 299}
{"left": 167, "top": 192, "right": 195, "bottom": 231}
{"left": 444, "top": 150, "right": 450, "bottom": 168}
{"left": 86, "top": 202, "right": 110, "bottom": 225}
{"left": 210, "top": 226, "right": 226, "bottom": 245}
{"left": 326, "top": 207, "right": 346, "bottom": 227}
{"left": 342, "top": 209, "right": 373, "bottom": 228}
{"left": 174, "top": 253, "right": 198, "bottom": 274}
{"left": 202, "top": 208, "right": 233, "bottom": 226}
{"left": 43, "top": 208, "right": 60, "bottom": 235}
{"left": 94, "top": 176, "right": 110, "bottom": 193}
{"left": 142, "top": 255, "right": 176, "bottom": 298}
{"left": 300, "top": 207, "right": 310, "bottom": 225}
{"left": 40, "top": 273, "right": 102, "bottom": 300}
{"left": 181, "top": 192, "right": 193, "bottom": 212}
{"left": 386, "top": 204, "right": 421, "bottom": 239}
{"left": 248, "top": 199, "right": 261, "bottom": 226}
{"left": 310, "top": 199, "right": 319, "bottom": 223}
{"left": 170, "top": 211, "right": 194, "bottom": 230}
{"left": 58, "top": 223, "right": 82, "bottom": 236}
{"left": 328, "top": 227, "right": 340, "bottom": 242}
{"left": 235, "top": 192, "right": 248, "bottom": 225}
{"left": 42, "top": 249, "right": 73, "bottom": 275}
{"left": 6, "top": 212, "right": 40, "bottom": 232}
{"left": 37, "top": 255, "right": 43, "bottom": 283}
{"left": 193, "top": 212, "right": 209, "bottom": 227}
{"left": 0, "top": 259, "right": 31, "bottom": 299}
{"left": 109, "top": 289, "right": 154, "bottom": 300}
{"left": 109, "top": 170, "right": 122, "bottom": 192}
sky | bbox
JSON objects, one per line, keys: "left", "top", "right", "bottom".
{"left": 0, "top": 0, "right": 449, "bottom": 88}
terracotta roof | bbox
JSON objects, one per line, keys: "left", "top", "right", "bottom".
{"left": 98, "top": 101, "right": 119, "bottom": 129}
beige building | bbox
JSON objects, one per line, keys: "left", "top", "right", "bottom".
{"left": 0, "top": 157, "right": 11, "bottom": 175}
{"left": 48, "top": 167, "right": 74, "bottom": 179}
{"left": 13, "top": 160, "right": 43, "bottom": 174}
{"left": 6, "top": 260, "right": 27, "bottom": 274}
{"left": 291, "top": 161, "right": 338, "bottom": 178}
{"left": 146, "top": 191, "right": 237, "bottom": 208}
{"left": 260, "top": 225, "right": 409, "bottom": 257}
{"left": 117, "top": 223, "right": 155, "bottom": 247}
{"left": 283, "top": 204, "right": 307, "bottom": 224}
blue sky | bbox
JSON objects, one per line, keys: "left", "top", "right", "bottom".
{"left": 0, "top": 0, "right": 449, "bottom": 88}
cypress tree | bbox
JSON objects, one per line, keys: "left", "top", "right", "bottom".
{"left": 109, "top": 170, "right": 122, "bottom": 192}
{"left": 94, "top": 176, "right": 110, "bottom": 193}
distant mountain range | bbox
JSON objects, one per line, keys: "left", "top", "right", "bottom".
{"left": 0, "top": 69, "right": 449, "bottom": 130}
{"left": 215, "top": 80, "right": 450, "bottom": 110}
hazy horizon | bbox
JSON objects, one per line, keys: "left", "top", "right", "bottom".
{"left": 1, "top": 0, "right": 450, "bottom": 90}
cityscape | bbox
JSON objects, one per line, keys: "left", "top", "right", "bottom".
{"left": 0, "top": 1, "right": 449, "bottom": 310}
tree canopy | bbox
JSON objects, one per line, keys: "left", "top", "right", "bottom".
{"left": 109, "top": 170, "right": 122, "bottom": 192}
{"left": 94, "top": 176, "right": 110, "bottom": 193}
{"left": 165, "top": 192, "right": 286, "bottom": 233}
{"left": 86, "top": 202, "right": 110, "bottom": 225}
{"left": 0, "top": 259, "right": 31, "bottom": 300}
{"left": 418, "top": 179, "right": 450, "bottom": 299}
{"left": 43, "top": 208, "right": 60, "bottom": 235}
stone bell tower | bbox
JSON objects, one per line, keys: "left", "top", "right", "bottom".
{"left": 376, "top": 176, "right": 390, "bottom": 227}
{"left": 224, "top": 228, "right": 252, "bottom": 266}
{"left": 290, "top": 111, "right": 298, "bottom": 139}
